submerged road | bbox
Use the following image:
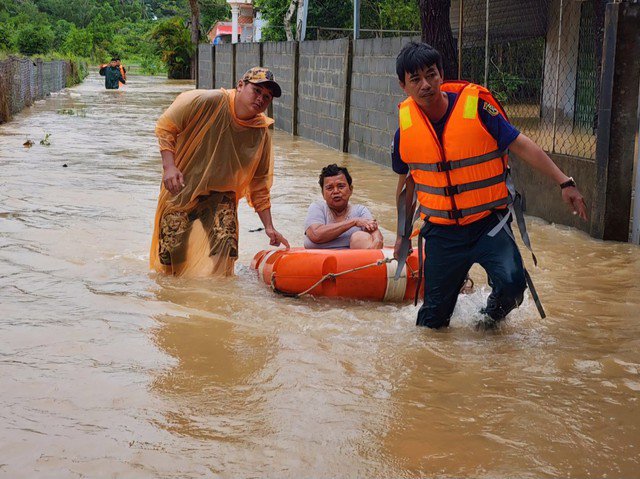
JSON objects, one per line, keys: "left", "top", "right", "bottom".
{"left": 1, "top": 72, "right": 639, "bottom": 478}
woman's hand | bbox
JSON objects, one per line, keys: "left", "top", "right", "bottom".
{"left": 354, "top": 218, "right": 379, "bottom": 232}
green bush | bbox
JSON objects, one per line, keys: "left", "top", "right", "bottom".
{"left": 489, "top": 72, "right": 526, "bottom": 104}
{"left": 139, "top": 55, "right": 165, "bottom": 75}
{"left": 17, "top": 24, "right": 54, "bottom": 56}
{"left": 0, "top": 21, "right": 13, "bottom": 50}
{"left": 150, "top": 16, "right": 193, "bottom": 79}
{"left": 62, "top": 27, "right": 94, "bottom": 58}
{"left": 52, "top": 19, "right": 74, "bottom": 51}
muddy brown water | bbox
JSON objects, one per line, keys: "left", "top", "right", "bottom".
{"left": 1, "top": 72, "right": 639, "bottom": 478}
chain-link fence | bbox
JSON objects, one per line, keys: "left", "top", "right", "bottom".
{"left": 0, "top": 56, "right": 75, "bottom": 124}
{"left": 309, "top": 26, "right": 421, "bottom": 41}
{"left": 266, "top": 1, "right": 600, "bottom": 160}
{"left": 256, "top": 24, "right": 420, "bottom": 42}
{"left": 453, "top": 0, "right": 600, "bottom": 160}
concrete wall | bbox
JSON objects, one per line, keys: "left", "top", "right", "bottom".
{"left": 262, "top": 41, "right": 296, "bottom": 133}
{"left": 297, "top": 38, "right": 349, "bottom": 151}
{"left": 511, "top": 152, "right": 596, "bottom": 232}
{"left": 235, "top": 43, "right": 261, "bottom": 85}
{"left": 214, "top": 43, "right": 234, "bottom": 89}
{"left": 197, "top": 44, "right": 214, "bottom": 89}
{"left": 349, "top": 37, "right": 416, "bottom": 166}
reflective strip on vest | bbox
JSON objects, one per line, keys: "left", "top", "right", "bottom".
{"left": 407, "top": 148, "right": 505, "bottom": 173}
{"left": 463, "top": 93, "right": 479, "bottom": 119}
{"left": 415, "top": 170, "right": 508, "bottom": 197}
{"left": 418, "top": 196, "right": 510, "bottom": 220}
{"left": 399, "top": 106, "right": 413, "bottom": 131}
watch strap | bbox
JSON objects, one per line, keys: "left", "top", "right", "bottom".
{"left": 560, "top": 177, "right": 576, "bottom": 189}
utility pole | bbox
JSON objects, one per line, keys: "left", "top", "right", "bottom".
{"left": 296, "top": 0, "right": 309, "bottom": 41}
{"left": 354, "top": 0, "right": 360, "bottom": 39}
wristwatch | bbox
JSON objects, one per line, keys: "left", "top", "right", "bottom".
{"left": 560, "top": 177, "right": 576, "bottom": 189}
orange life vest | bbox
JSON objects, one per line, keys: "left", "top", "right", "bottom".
{"left": 118, "top": 65, "right": 126, "bottom": 87}
{"left": 398, "top": 81, "right": 510, "bottom": 226}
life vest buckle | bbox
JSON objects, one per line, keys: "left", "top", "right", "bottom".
{"left": 443, "top": 185, "right": 459, "bottom": 197}
{"left": 435, "top": 161, "right": 451, "bottom": 172}
{"left": 448, "top": 209, "right": 463, "bottom": 220}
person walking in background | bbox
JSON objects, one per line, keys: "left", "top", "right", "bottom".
{"left": 99, "top": 58, "right": 125, "bottom": 90}
{"left": 150, "top": 67, "right": 289, "bottom": 277}
{"left": 392, "top": 42, "right": 587, "bottom": 330}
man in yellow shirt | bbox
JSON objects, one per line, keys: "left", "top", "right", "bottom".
{"left": 150, "top": 67, "right": 289, "bottom": 277}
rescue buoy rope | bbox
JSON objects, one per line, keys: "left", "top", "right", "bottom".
{"left": 269, "top": 257, "right": 419, "bottom": 299}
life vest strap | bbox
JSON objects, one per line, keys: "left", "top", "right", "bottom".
{"left": 408, "top": 148, "right": 504, "bottom": 173}
{"left": 418, "top": 196, "right": 510, "bottom": 220}
{"left": 394, "top": 176, "right": 417, "bottom": 280}
{"left": 491, "top": 208, "right": 546, "bottom": 319}
{"left": 415, "top": 171, "right": 507, "bottom": 197}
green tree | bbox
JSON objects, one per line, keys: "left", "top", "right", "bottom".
{"left": 52, "top": 19, "right": 74, "bottom": 51}
{"left": 361, "top": 0, "right": 419, "bottom": 33}
{"left": 0, "top": 20, "right": 14, "bottom": 50}
{"left": 200, "top": 0, "right": 230, "bottom": 32}
{"left": 144, "top": 0, "right": 188, "bottom": 19}
{"left": 151, "top": 16, "right": 193, "bottom": 79}
{"left": 62, "top": 26, "right": 94, "bottom": 57}
{"left": 87, "top": 13, "right": 115, "bottom": 58}
{"left": 255, "top": 0, "right": 416, "bottom": 40}
{"left": 17, "top": 23, "right": 55, "bottom": 56}
{"left": 254, "top": 0, "right": 289, "bottom": 41}
{"left": 256, "top": 0, "right": 351, "bottom": 41}
{"left": 35, "top": 0, "right": 98, "bottom": 28}
{"left": 1, "top": 0, "right": 223, "bottom": 67}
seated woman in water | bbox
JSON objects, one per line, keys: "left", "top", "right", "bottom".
{"left": 304, "top": 164, "right": 384, "bottom": 249}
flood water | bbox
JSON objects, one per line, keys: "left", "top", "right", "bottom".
{"left": 1, "top": 72, "right": 639, "bottom": 478}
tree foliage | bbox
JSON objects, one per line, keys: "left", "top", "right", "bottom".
{"left": 17, "top": 24, "right": 54, "bottom": 56}
{"left": 151, "top": 16, "right": 193, "bottom": 79}
{"left": 62, "top": 26, "right": 95, "bottom": 58}
{"left": 0, "top": 0, "right": 228, "bottom": 77}
{"left": 256, "top": 0, "right": 418, "bottom": 41}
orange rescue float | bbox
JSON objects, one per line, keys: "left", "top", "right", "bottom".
{"left": 251, "top": 248, "right": 422, "bottom": 302}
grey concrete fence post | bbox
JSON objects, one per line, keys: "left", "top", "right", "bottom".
{"left": 211, "top": 45, "right": 216, "bottom": 89}
{"left": 341, "top": 37, "right": 354, "bottom": 153}
{"left": 590, "top": 0, "right": 640, "bottom": 241}
{"left": 292, "top": 41, "right": 300, "bottom": 136}
{"left": 232, "top": 43, "right": 237, "bottom": 87}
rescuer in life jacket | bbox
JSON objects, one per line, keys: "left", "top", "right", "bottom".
{"left": 392, "top": 42, "right": 587, "bottom": 330}
{"left": 98, "top": 57, "right": 125, "bottom": 90}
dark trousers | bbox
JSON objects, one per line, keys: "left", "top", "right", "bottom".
{"left": 417, "top": 212, "right": 527, "bottom": 328}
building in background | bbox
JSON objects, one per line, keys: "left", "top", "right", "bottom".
{"left": 208, "top": 0, "right": 264, "bottom": 44}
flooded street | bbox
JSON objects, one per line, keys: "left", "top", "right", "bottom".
{"left": 1, "top": 72, "right": 639, "bottom": 478}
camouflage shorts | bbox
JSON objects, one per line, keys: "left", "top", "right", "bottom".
{"left": 159, "top": 192, "right": 238, "bottom": 266}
